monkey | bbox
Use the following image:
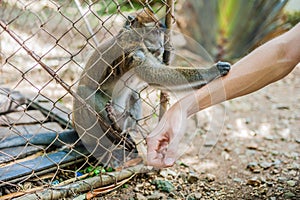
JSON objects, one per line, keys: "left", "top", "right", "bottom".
{"left": 72, "top": 9, "right": 231, "bottom": 154}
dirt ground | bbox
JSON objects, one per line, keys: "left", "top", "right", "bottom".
{"left": 100, "top": 66, "right": 300, "bottom": 199}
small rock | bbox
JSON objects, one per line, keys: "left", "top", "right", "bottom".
{"left": 221, "top": 151, "right": 231, "bottom": 160}
{"left": 145, "top": 182, "right": 151, "bottom": 187}
{"left": 275, "top": 104, "right": 289, "bottom": 110}
{"left": 269, "top": 197, "right": 276, "bottom": 200}
{"left": 287, "top": 170, "right": 297, "bottom": 176}
{"left": 259, "top": 161, "right": 273, "bottom": 169}
{"left": 222, "top": 142, "right": 232, "bottom": 152}
{"left": 134, "top": 183, "right": 144, "bottom": 192}
{"left": 272, "top": 159, "right": 281, "bottom": 166}
{"left": 247, "top": 162, "right": 258, "bottom": 168}
{"left": 147, "top": 191, "right": 166, "bottom": 200}
{"left": 247, "top": 177, "right": 261, "bottom": 186}
{"left": 263, "top": 135, "right": 275, "bottom": 141}
{"left": 259, "top": 176, "right": 266, "bottom": 183}
{"left": 133, "top": 187, "right": 140, "bottom": 192}
{"left": 286, "top": 180, "right": 296, "bottom": 187}
{"left": 179, "top": 172, "right": 187, "bottom": 180}
{"left": 245, "top": 149, "right": 257, "bottom": 156}
{"left": 194, "top": 192, "right": 202, "bottom": 199}
{"left": 287, "top": 162, "right": 300, "bottom": 170}
{"left": 187, "top": 172, "right": 199, "bottom": 184}
{"left": 230, "top": 165, "right": 237, "bottom": 170}
{"left": 271, "top": 150, "right": 279, "bottom": 156}
{"left": 159, "top": 169, "right": 177, "bottom": 178}
{"left": 136, "top": 193, "right": 147, "bottom": 200}
{"left": 277, "top": 177, "right": 287, "bottom": 183}
{"left": 246, "top": 142, "right": 259, "bottom": 150}
{"left": 278, "top": 104, "right": 290, "bottom": 110}
{"left": 265, "top": 181, "right": 273, "bottom": 186}
{"left": 205, "top": 174, "right": 216, "bottom": 182}
{"left": 233, "top": 178, "right": 242, "bottom": 183}
{"left": 295, "top": 138, "right": 300, "bottom": 143}
{"left": 247, "top": 162, "right": 261, "bottom": 173}
{"left": 277, "top": 186, "right": 284, "bottom": 192}
{"left": 204, "top": 140, "right": 217, "bottom": 147}
{"left": 152, "top": 180, "right": 175, "bottom": 193}
{"left": 272, "top": 169, "right": 280, "bottom": 174}
{"left": 283, "top": 191, "right": 296, "bottom": 198}
{"left": 290, "top": 152, "right": 299, "bottom": 158}
{"left": 159, "top": 170, "right": 169, "bottom": 178}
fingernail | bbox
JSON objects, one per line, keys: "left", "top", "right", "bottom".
{"left": 164, "top": 158, "right": 174, "bottom": 166}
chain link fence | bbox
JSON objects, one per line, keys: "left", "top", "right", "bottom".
{"left": 0, "top": 0, "right": 176, "bottom": 198}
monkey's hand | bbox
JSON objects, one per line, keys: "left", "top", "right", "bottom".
{"left": 216, "top": 61, "right": 231, "bottom": 76}
{"left": 128, "top": 49, "right": 146, "bottom": 69}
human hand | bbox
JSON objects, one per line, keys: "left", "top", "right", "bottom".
{"left": 146, "top": 102, "right": 188, "bottom": 168}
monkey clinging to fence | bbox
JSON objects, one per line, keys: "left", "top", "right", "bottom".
{"left": 72, "top": 8, "right": 230, "bottom": 153}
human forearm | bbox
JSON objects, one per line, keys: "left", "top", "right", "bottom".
{"left": 146, "top": 23, "right": 300, "bottom": 168}
{"left": 184, "top": 22, "right": 300, "bottom": 116}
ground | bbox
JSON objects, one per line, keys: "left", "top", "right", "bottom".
{"left": 100, "top": 66, "right": 300, "bottom": 199}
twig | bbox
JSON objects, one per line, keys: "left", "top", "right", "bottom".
{"left": 85, "top": 174, "right": 135, "bottom": 199}
{"left": 13, "top": 164, "right": 150, "bottom": 200}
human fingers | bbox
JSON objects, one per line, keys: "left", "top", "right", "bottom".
{"left": 162, "top": 117, "right": 187, "bottom": 167}
{"left": 162, "top": 135, "right": 180, "bottom": 167}
{"left": 146, "top": 120, "right": 170, "bottom": 167}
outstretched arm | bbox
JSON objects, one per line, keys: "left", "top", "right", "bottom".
{"left": 147, "top": 22, "right": 300, "bottom": 168}
{"left": 134, "top": 49, "right": 231, "bottom": 91}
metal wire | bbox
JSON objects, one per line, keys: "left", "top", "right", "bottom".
{"left": 0, "top": 0, "right": 173, "bottom": 198}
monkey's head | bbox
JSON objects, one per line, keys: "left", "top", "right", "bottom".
{"left": 125, "top": 8, "right": 165, "bottom": 57}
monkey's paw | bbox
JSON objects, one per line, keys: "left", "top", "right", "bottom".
{"left": 128, "top": 49, "right": 146, "bottom": 67}
{"left": 216, "top": 61, "right": 231, "bottom": 76}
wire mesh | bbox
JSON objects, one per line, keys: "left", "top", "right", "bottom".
{"left": 0, "top": 0, "right": 173, "bottom": 198}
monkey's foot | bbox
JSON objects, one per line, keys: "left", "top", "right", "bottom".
{"left": 105, "top": 101, "right": 122, "bottom": 132}
{"left": 105, "top": 101, "right": 136, "bottom": 151}
{"left": 216, "top": 61, "right": 231, "bottom": 76}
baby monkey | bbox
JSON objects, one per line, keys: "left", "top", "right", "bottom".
{"left": 73, "top": 9, "right": 230, "bottom": 152}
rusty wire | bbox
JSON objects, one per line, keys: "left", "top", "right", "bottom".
{"left": 0, "top": 0, "right": 174, "bottom": 198}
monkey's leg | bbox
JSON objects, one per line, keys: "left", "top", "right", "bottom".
{"left": 103, "top": 99, "right": 137, "bottom": 151}
{"left": 75, "top": 85, "right": 135, "bottom": 150}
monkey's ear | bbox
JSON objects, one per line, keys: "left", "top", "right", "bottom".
{"left": 125, "top": 15, "right": 138, "bottom": 29}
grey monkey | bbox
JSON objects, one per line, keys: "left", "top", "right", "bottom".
{"left": 72, "top": 9, "right": 230, "bottom": 152}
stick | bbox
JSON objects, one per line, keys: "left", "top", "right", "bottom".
{"left": 12, "top": 164, "right": 150, "bottom": 200}
{"left": 159, "top": 0, "right": 174, "bottom": 119}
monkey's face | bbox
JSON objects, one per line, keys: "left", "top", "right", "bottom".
{"left": 142, "top": 24, "right": 164, "bottom": 57}
{"left": 125, "top": 15, "right": 165, "bottom": 58}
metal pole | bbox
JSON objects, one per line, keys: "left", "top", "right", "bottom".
{"left": 159, "top": 0, "right": 174, "bottom": 120}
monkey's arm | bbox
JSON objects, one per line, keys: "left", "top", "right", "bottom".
{"left": 133, "top": 50, "right": 230, "bottom": 91}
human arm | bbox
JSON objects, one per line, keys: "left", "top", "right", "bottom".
{"left": 147, "top": 22, "right": 300, "bottom": 168}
